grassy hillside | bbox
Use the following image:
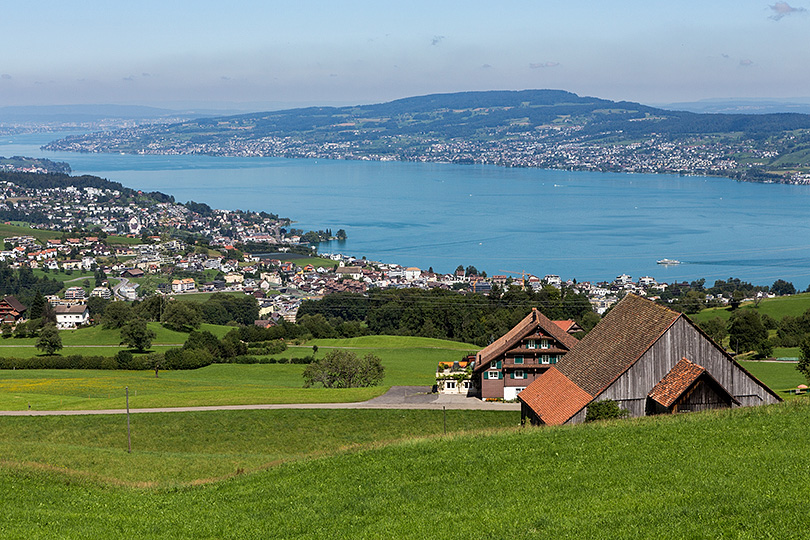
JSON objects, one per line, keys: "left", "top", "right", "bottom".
{"left": 0, "top": 409, "right": 515, "bottom": 486}
{"left": 691, "top": 292, "right": 810, "bottom": 323}
{"left": 0, "top": 222, "right": 61, "bottom": 243}
{"left": 0, "top": 400, "right": 807, "bottom": 538}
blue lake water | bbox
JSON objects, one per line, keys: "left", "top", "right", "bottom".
{"left": 4, "top": 131, "right": 810, "bottom": 287}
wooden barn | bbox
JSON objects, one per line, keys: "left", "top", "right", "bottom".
{"left": 518, "top": 294, "right": 781, "bottom": 425}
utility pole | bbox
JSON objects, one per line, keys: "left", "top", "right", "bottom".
{"left": 126, "top": 386, "right": 131, "bottom": 453}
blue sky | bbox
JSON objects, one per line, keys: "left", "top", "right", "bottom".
{"left": 2, "top": 1, "right": 808, "bottom": 109}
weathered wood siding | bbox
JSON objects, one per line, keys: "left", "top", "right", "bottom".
{"left": 577, "top": 317, "right": 778, "bottom": 422}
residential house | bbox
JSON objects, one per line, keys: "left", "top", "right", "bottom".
{"left": 0, "top": 295, "right": 27, "bottom": 324}
{"left": 171, "top": 278, "right": 196, "bottom": 293}
{"left": 90, "top": 287, "right": 112, "bottom": 299}
{"left": 336, "top": 266, "right": 363, "bottom": 280}
{"left": 473, "top": 308, "right": 580, "bottom": 400}
{"left": 64, "top": 287, "right": 86, "bottom": 300}
{"left": 436, "top": 357, "right": 474, "bottom": 395}
{"left": 518, "top": 294, "right": 781, "bottom": 426}
{"left": 55, "top": 304, "right": 90, "bottom": 329}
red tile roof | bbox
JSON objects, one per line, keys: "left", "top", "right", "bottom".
{"left": 647, "top": 358, "right": 706, "bottom": 408}
{"left": 518, "top": 367, "right": 592, "bottom": 425}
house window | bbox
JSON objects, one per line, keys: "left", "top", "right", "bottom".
{"left": 445, "top": 380, "right": 456, "bottom": 389}
{"left": 540, "top": 340, "right": 549, "bottom": 349}
{"left": 515, "top": 370, "right": 525, "bottom": 379}
{"left": 526, "top": 339, "right": 536, "bottom": 349}
{"left": 463, "top": 381, "right": 471, "bottom": 389}
{"left": 514, "top": 356, "right": 524, "bottom": 364}
{"left": 488, "top": 370, "right": 500, "bottom": 380}
{"left": 541, "top": 355, "right": 550, "bottom": 364}
{"left": 551, "top": 355, "right": 559, "bottom": 364}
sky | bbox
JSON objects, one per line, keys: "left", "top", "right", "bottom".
{"left": 2, "top": 1, "right": 809, "bottom": 110}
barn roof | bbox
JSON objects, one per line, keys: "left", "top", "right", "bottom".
{"left": 556, "top": 294, "right": 681, "bottom": 396}
{"left": 647, "top": 358, "right": 706, "bottom": 408}
{"left": 648, "top": 357, "right": 741, "bottom": 408}
{"left": 475, "top": 308, "right": 579, "bottom": 372}
{"left": 2, "top": 295, "right": 27, "bottom": 313}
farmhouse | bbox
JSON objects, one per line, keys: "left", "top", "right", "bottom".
{"left": 0, "top": 295, "right": 27, "bottom": 324}
{"left": 518, "top": 294, "right": 781, "bottom": 425}
{"left": 473, "top": 308, "right": 579, "bottom": 400}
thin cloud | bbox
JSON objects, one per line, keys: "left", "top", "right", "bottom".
{"left": 122, "top": 75, "right": 135, "bottom": 82}
{"left": 0, "top": 74, "right": 11, "bottom": 80}
{"left": 529, "top": 61, "right": 560, "bottom": 69}
{"left": 740, "top": 58, "right": 754, "bottom": 66}
{"left": 769, "top": 2, "right": 806, "bottom": 20}
{"left": 481, "top": 64, "right": 492, "bottom": 69}
{"left": 431, "top": 35, "right": 445, "bottom": 46}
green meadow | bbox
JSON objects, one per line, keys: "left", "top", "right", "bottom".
{"left": 0, "top": 334, "right": 479, "bottom": 410}
{"left": 691, "top": 291, "right": 810, "bottom": 323}
{"left": 0, "top": 400, "right": 808, "bottom": 538}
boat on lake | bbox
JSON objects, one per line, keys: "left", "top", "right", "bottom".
{"left": 656, "top": 259, "right": 681, "bottom": 265}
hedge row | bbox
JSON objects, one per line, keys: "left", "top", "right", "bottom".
{"left": 0, "top": 353, "right": 315, "bottom": 370}
{"left": 0, "top": 354, "right": 154, "bottom": 370}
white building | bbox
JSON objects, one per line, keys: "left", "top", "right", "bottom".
{"left": 55, "top": 305, "right": 90, "bottom": 329}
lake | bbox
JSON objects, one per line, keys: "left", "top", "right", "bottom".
{"left": 4, "top": 131, "right": 810, "bottom": 288}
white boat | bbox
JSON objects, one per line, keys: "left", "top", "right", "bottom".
{"left": 656, "top": 259, "right": 681, "bottom": 265}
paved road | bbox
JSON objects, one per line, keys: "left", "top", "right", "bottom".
{"left": 0, "top": 386, "right": 520, "bottom": 416}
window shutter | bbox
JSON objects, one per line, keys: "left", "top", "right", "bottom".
{"left": 499, "top": 372, "right": 503, "bottom": 380}
{"left": 510, "top": 372, "right": 514, "bottom": 379}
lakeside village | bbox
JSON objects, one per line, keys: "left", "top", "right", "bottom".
{"left": 0, "top": 172, "right": 778, "bottom": 327}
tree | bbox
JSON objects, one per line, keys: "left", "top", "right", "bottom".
{"left": 728, "top": 310, "right": 767, "bottom": 354}
{"left": 302, "top": 350, "right": 384, "bottom": 388}
{"left": 161, "top": 301, "right": 202, "bottom": 332}
{"left": 698, "top": 317, "right": 728, "bottom": 345}
{"left": 120, "top": 319, "right": 156, "bottom": 352}
{"left": 771, "top": 279, "right": 796, "bottom": 296}
{"left": 28, "top": 290, "right": 46, "bottom": 320}
{"left": 36, "top": 324, "right": 62, "bottom": 355}
{"left": 102, "top": 301, "right": 133, "bottom": 329}
{"left": 799, "top": 336, "right": 810, "bottom": 382}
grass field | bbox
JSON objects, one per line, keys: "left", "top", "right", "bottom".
{"left": 0, "top": 222, "right": 60, "bottom": 243}
{"left": 31, "top": 269, "right": 96, "bottom": 283}
{"left": 0, "top": 334, "right": 479, "bottom": 410}
{"left": 0, "top": 400, "right": 807, "bottom": 538}
{"left": 691, "top": 292, "right": 810, "bottom": 324}
{"left": 167, "top": 291, "right": 249, "bottom": 302}
{"left": 0, "top": 409, "right": 515, "bottom": 486}
{"left": 739, "top": 360, "right": 805, "bottom": 396}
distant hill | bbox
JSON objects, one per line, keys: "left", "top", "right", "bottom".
{"left": 659, "top": 98, "right": 810, "bottom": 115}
{"left": 43, "top": 90, "right": 810, "bottom": 183}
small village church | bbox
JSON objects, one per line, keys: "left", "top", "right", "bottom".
{"left": 518, "top": 294, "right": 781, "bottom": 425}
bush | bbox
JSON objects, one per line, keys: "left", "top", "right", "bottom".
{"left": 163, "top": 348, "right": 214, "bottom": 370}
{"left": 585, "top": 400, "right": 629, "bottom": 422}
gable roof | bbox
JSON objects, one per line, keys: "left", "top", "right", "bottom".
{"left": 648, "top": 357, "right": 740, "bottom": 408}
{"left": 518, "top": 367, "right": 592, "bottom": 425}
{"left": 556, "top": 294, "right": 681, "bottom": 396}
{"left": 475, "top": 308, "right": 579, "bottom": 372}
{"left": 2, "top": 295, "right": 27, "bottom": 313}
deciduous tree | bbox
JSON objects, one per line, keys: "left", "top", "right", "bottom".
{"left": 302, "top": 350, "right": 384, "bottom": 388}
{"left": 36, "top": 323, "right": 62, "bottom": 355}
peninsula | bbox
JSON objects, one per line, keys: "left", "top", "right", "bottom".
{"left": 43, "top": 89, "right": 810, "bottom": 184}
